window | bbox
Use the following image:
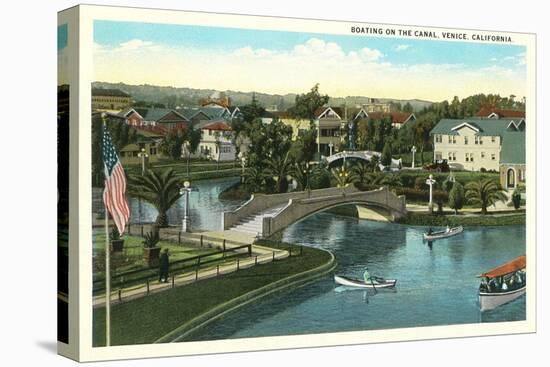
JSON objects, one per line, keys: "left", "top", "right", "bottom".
{"left": 491, "top": 153, "right": 496, "bottom": 161}
{"left": 465, "top": 153, "right": 469, "bottom": 162}
{"left": 465, "top": 153, "right": 474, "bottom": 162}
{"left": 464, "top": 136, "right": 468, "bottom": 145}
{"left": 475, "top": 136, "right": 482, "bottom": 145}
{"left": 448, "top": 135, "right": 452, "bottom": 144}
{"left": 435, "top": 135, "right": 442, "bottom": 143}
{"left": 452, "top": 136, "right": 456, "bottom": 144}
{"left": 491, "top": 136, "right": 496, "bottom": 143}
{"left": 481, "top": 152, "right": 485, "bottom": 159}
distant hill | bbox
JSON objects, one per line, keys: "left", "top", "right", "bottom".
{"left": 92, "top": 81, "right": 434, "bottom": 112}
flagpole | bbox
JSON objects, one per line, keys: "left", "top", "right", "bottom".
{"left": 102, "top": 113, "right": 111, "bottom": 347}
{"left": 105, "top": 210, "right": 111, "bottom": 346}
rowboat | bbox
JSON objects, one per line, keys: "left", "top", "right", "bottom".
{"left": 423, "top": 225, "right": 463, "bottom": 241}
{"left": 334, "top": 275, "right": 397, "bottom": 289}
{"left": 478, "top": 255, "right": 526, "bottom": 311}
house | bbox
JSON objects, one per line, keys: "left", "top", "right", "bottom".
{"left": 92, "top": 88, "right": 132, "bottom": 112}
{"left": 271, "top": 112, "right": 311, "bottom": 140}
{"left": 362, "top": 98, "right": 392, "bottom": 113}
{"left": 354, "top": 108, "right": 416, "bottom": 129}
{"left": 430, "top": 118, "right": 526, "bottom": 182}
{"left": 119, "top": 139, "right": 162, "bottom": 166}
{"left": 314, "top": 106, "right": 344, "bottom": 156}
{"left": 117, "top": 108, "right": 145, "bottom": 126}
{"left": 476, "top": 107, "right": 525, "bottom": 119}
{"left": 194, "top": 120, "right": 236, "bottom": 161}
{"left": 499, "top": 130, "right": 526, "bottom": 189}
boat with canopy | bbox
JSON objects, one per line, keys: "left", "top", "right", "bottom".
{"left": 478, "top": 255, "right": 526, "bottom": 311}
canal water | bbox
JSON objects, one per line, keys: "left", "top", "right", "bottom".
{"left": 119, "top": 177, "right": 526, "bottom": 339}
{"left": 187, "top": 213, "right": 526, "bottom": 341}
{"left": 127, "top": 177, "right": 242, "bottom": 231}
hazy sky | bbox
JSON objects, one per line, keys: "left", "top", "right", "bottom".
{"left": 58, "top": 24, "right": 68, "bottom": 85}
{"left": 93, "top": 20, "right": 526, "bottom": 102}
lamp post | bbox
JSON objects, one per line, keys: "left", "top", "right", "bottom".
{"left": 180, "top": 181, "right": 192, "bottom": 233}
{"left": 137, "top": 148, "right": 149, "bottom": 229}
{"left": 328, "top": 142, "right": 334, "bottom": 156}
{"left": 411, "top": 146, "right": 417, "bottom": 169}
{"left": 238, "top": 151, "right": 246, "bottom": 183}
{"left": 425, "top": 174, "right": 436, "bottom": 214}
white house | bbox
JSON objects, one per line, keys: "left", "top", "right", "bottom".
{"left": 430, "top": 118, "right": 525, "bottom": 173}
{"left": 195, "top": 120, "right": 236, "bottom": 161}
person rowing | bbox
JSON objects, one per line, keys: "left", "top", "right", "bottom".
{"left": 363, "top": 267, "right": 372, "bottom": 284}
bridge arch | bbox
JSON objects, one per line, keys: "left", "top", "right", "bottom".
{"left": 261, "top": 186, "right": 406, "bottom": 237}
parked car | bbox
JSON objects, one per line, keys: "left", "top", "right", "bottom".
{"left": 424, "top": 159, "right": 450, "bottom": 172}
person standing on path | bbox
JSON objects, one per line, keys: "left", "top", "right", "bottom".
{"left": 159, "top": 248, "right": 170, "bottom": 283}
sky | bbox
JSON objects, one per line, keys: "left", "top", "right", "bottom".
{"left": 58, "top": 24, "right": 68, "bottom": 85}
{"left": 93, "top": 20, "right": 526, "bottom": 102}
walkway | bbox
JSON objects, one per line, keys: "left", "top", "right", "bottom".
{"left": 93, "top": 227, "right": 289, "bottom": 308}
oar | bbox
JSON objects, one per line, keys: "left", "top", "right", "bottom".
{"left": 370, "top": 276, "right": 377, "bottom": 294}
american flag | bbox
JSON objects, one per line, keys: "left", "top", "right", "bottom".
{"left": 102, "top": 124, "right": 130, "bottom": 234}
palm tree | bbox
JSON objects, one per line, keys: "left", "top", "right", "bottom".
{"left": 465, "top": 179, "right": 508, "bottom": 215}
{"left": 128, "top": 168, "right": 182, "bottom": 227}
{"left": 291, "top": 161, "right": 313, "bottom": 191}
{"left": 331, "top": 166, "right": 353, "bottom": 188}
{"left": 243, "top": 166, "right": 265, "bottom": 193}
{"left": 263, "top": 152, "right": 293, "bottom": 193}
{"left": 350, "top": 160, "right": 370, "bottom": 185}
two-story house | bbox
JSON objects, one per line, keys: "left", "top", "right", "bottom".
{"left": 194, "top": 120, "right": 236, "bottom": 161}
{"left": 430, "top": 118, "right": 525, "bottom": 188}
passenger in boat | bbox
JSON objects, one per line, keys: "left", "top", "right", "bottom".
{"left": 501, "top": 281, "right": 508, "bottom": 291}
{"left": 363, "top": 267, "right": 371, "bottom": 284}
{"left": 488, "top": 278, "right": 497, "bottom": 292}
{"left": 446, "top": 225, "right": 450, "bottom": 233}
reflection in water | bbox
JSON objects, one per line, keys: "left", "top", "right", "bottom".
{"left": 125, "top": 177, "right": 241, "bottom": 231}
{"left": 188, "top": 214, "right": 526, "bottom": 342}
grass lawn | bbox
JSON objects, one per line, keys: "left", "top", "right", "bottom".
{"left": 93, "top": 242, "right": 332, "bottom": 346}
{"left": 93, "top": 234, "right": 221, "bottom": 293}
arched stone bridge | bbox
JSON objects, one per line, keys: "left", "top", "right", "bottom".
{"left": 324, "top": 150, "right": 381, "bottom": 165}
{"left": 222, "top": 186, "right": 407, "bottom": 238}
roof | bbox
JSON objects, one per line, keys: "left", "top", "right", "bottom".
{"left": 314, "top": 107, "right": 343, "bottom": 119}
{"left": 430, "top": 118, "right": 525, "bottom": 136}
{"left": 201, "top": 120, "right": 232, "bottom": 131}
{"left": 92, "top": 88, "right": 131, "bottom": 98}
{"left": 479, "top": 256, "right": 526, "bottom": 278}
{"left": 500, "top": 131, "right": 526, "bottom": 164}
{"left": 365, "top": 112, "right": 415, "bottom": 124}
{"left": 476, "top": 107, "right": 525, "bottom": 118}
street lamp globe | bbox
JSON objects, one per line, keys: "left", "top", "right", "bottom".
{"left": 184, "top": 180, "right": 190, "bottom": 189}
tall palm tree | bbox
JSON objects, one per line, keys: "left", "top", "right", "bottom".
{"left": 263, "top": 152, "right": 293, "bottom": 193}
{"left": 128, "top": 168, "right": 182, "bottom": 227}
{"left": 465, "top": 179, "right": 508, "bottom": 215}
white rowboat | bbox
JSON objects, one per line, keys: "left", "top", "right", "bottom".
{"left": 423, "top": 225, "right": 463, "bottom": 241}
{"left": 334, "top": 275, "right": 397, "bottom": 289}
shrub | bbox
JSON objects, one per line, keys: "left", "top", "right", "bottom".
{"left": 414, "top": 177, "right": 425, "bottom": 190}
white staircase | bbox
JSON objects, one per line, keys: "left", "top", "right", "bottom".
{"left": 229, "top": 204, "right": 287, "bottom": 235}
